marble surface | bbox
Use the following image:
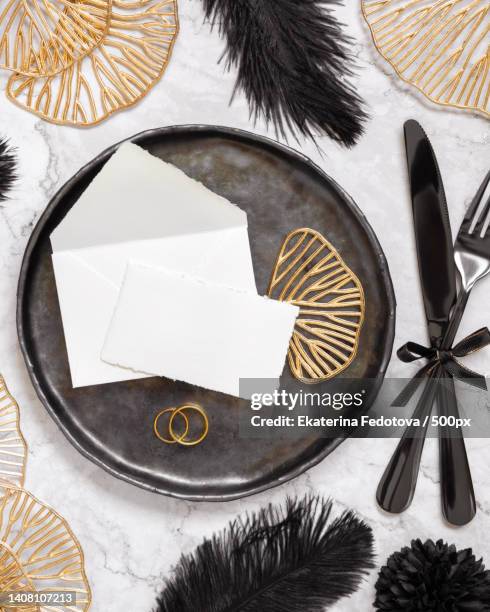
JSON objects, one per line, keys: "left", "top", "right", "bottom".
{"left": 0, "top": 1, "right": 489, "bottom": 610}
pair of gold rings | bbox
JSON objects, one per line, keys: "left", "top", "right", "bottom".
{"left": 153, "top": 403, "right": 208, "bottom": 447}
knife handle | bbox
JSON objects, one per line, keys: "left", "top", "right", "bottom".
{"left": 376, "top": 369, "right": 440, "bottom": 514}
{"left": 438, "top": 373, "right": 476, "bottom": 526}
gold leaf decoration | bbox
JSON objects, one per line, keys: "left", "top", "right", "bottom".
{"left": 0, "top": 543, "right": 41, "bottom": 611}
{"left": 0, "top": 485, "right": 91, "bottom": 610}
{"left": 6, "top": 0, "right": 179, "bottom": 126}
{"left": 0, "top": 0, "right": 113, "bottom": 77}
{"left": 0, "top": 542, "right": 37, "bottom": 608}
{"left": 362, "top": 0, "right": 490, "bottom": 117}
{"left": 0, "top": 375, "right": 27, "bottom": 490}
{"left": 0, "top": 378, "right": 91, "bottom": 609}
{"left": 268, "top": 228, "right": 365, "bottom": 383}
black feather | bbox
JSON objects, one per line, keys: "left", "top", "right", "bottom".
{"left": 0, "top": 138, "right": 17, "bottom": 202}
{"left": 202, "top": 0, "right": 368, "bottom": 147}
{"left": 155, "top": 495, "right": 375, "bottom": 611}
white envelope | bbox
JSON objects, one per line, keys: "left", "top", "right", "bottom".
{"left": 51, "top": 143, "right": 257, "bottom": 388}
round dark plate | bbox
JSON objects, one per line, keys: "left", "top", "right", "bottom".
{"left": 17, "top": 126, "right": 395, "bottom": 501}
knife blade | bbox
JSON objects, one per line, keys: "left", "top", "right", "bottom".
{"left": 377, "top": 120, "right": 457, "bottom": 513}
{"left": 405, "top": 120, "right": 456, "bottom": 346}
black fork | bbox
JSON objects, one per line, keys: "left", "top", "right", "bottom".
{"left": 439, "top": 169, "right": 490, "bottom": 525}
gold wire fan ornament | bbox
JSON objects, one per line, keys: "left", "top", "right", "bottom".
{"left": 6, "top": 0, "right": 179, "bottom": 126}
{"left": 0, "top": 485, "right": 91, "bottom": 610}
{"left": 268, "top": 228, "right": 365, "bottom": 384}
{"left": 0, "top": 541, "right": 37, "bottom": 610}
{"left": 0, "top": 375, "right": 27, "bottom": 491}
{"left": 0, "top": 0, "right": 113, "bottom": 77}
{"left": 361, "top": 0, "right": 490, "bottom": 116}
{"left": 0, "top": 376, "right": 91, "bottom": 610}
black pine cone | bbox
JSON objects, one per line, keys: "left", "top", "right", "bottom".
{"left": 375, "top": 539, "right": 490, "bottom": 611}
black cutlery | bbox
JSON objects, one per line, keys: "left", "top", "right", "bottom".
{"left": 377, "top": 120, "right": 457, "bottom": 514}
{"left": 439, "top": 169, "right": 490, "bottom": 525}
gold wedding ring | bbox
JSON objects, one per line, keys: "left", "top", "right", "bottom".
{"left": 154, "top": 407, "right": 189, "bottom": 444}
{"left": 153, "top": 403, "right": 208, "bottom": 447}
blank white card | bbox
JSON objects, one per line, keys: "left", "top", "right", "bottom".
{"left": 102, "top": 263, "right": 299, "bottom": 398}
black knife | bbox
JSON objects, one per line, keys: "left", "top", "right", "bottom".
{"left": 405, "top": 120, "right": 456, "bottom": 347}
{"left": 377, "top": 120, "right": 457, "bottom": 513}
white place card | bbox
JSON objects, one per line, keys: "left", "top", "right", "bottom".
{"left": 102, "top": 263, "right": 299, "bottom": 398}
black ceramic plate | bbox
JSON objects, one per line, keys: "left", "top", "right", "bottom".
{"left": 18, "top": 126, "right": 395, "bottom": 501}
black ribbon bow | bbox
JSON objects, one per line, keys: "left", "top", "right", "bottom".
{"left": 393, "top": 327, "right": 490, "bottom": 406}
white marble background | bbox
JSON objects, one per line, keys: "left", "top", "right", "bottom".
{"left": 0, "top": 1, "right": 489, "bottom": 610}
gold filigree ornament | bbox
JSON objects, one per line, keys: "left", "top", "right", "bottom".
{"left": 6, "top": 0, "right": 179, "bottom": 126}
{"left": 0, "top": 376, "right": 91, "bottom": 610}
{"left": 0, "top": 0, "right": 113, "bottom": 77}
{"left": 0, "top": 541, "right": 38, "bottom": 611}
{"left": 0, "top": 375, "right": 27, "bottom": 491}
{"left": 268, "top": 229, "right": 365, "bottom": 384}
{"left": 361, "top": 0, "right": 490, "bottom": 117}
{"left": 0, "top": 486, "right": 91, "bottom": 610}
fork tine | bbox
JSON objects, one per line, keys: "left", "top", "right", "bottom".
{"left": 468, "top": 169, "right": 490, "bottom": 224}
{"left": 460, "top": 169, "right": 490, "bottom": 235}
{"left": 476, "top": 193, "right": 490, "bottom": 235}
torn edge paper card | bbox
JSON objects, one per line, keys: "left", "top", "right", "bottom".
{"left": 50, "top": 142, "right": 257, "bottom": 388}
{"left": 102, "top": 263, "right": 299, "bottom": 398}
